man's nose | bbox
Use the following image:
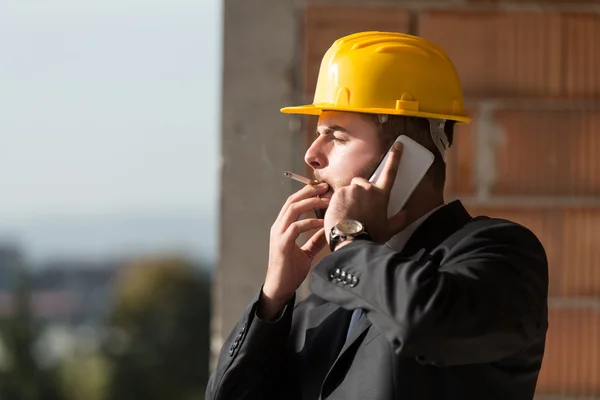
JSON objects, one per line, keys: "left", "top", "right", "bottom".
{"left": 304, "top": 139, "right": 328, "bottom": 170}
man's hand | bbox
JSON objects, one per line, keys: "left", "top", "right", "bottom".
{"left": 260, "top": 183, "right": 330, "bottom": 320}
{"left": 324, "top": 142, "right": 407, "bottom": 248}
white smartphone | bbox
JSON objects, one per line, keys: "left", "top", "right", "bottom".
{"left": 369, "top": 135, "right": 434, "bottom": 218}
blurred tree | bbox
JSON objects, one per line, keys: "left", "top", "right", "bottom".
{"left": 103, "top": 255, "right": 211, "bottom": 400}
{"left": 0, "top": 269, "right": 65, "bottom": 400}
{"left": 57, "top": 353, "right": 109, "bottom": 400}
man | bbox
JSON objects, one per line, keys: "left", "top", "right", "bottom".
{"left": 206, "top": 31, "right": 548, "bottom": 400}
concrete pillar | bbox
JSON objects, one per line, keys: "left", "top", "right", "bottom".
{"left": 211, "top": 0, "right": 305, "bottom": 368}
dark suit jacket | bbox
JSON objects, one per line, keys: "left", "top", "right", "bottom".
{"left": 206, "top": 200, "right": 549, "bottom": 400}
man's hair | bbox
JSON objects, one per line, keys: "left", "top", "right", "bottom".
{"left": 370, "top": 115, "right": 455, "bottom": 190}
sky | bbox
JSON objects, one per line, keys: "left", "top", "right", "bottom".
{"left": 0, "top": 0, "right": 222, "bottom": 263}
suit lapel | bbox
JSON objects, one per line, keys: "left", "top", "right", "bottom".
{"left": 305, "top": 301, "right": 342, "bottom": 329}
{"left": 301, "top": 300, "right": 349, "bottom": 355}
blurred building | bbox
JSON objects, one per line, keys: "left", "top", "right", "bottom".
{"left": 0, "top": 243, "right": 22, "bottom": 287}
{"left": 32, "top": 260, "right": 120, "bottom": 326}
{"left": 0, "top": 243, "right": 121, "bottom": 365}
{"left": 215, "top": 0, "right": 600, "bottom": 398}
{"left": 0, "top": 243, "right": 22, "bottom": 317}
{"left": 0, "top": 249, "right": 119, "bottom": 325}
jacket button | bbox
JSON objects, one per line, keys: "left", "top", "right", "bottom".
{"left": 330, "top": 268, "right": 341, "bottom": 280}
{"left": 241, "top": 322, "right": 247, "bottom": 334}
{"left": 343, "top": 274, "right": 353, "bottom": 285}
{"left": 350, "top": 276, "right": 359, "bottom": 287}
{"left": 339, "top": 271, "right": 346, "bottom": 282}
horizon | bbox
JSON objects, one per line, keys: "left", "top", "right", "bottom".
{"left": 1, "top": 210, "right": 217, "bottom": 267}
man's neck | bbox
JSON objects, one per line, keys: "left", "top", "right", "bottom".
{"left": 402, "top": 190, "right": 444, "bottom": 228}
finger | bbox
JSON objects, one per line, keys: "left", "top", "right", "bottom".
{"left": 280, "top": 197, "right": 330, "bottom": 231}
{"left": 375, "top": 141, "right": 403, "bottom": 192}
{"left": 301, "top": 227, "right": 327, "bottom": 259}
{"left": 278, "top": 182, "right": 329, "bottom": 220}
{"left": 283, "top": 219, "right": 324, "bottom": 244}
{"left": 351, "top": 176, "right": 373, "bottom": 191}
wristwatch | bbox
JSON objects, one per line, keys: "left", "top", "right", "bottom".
{"left": 329, "top": 219, "right": 371, "bottom": 252}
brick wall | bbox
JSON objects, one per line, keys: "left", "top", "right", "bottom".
{"left": 302, "top": 2, "right": 600, "bottom": 398}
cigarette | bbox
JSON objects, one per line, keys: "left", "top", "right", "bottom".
{"left": 284, "top": 171, "right": 318, "bottom": 185}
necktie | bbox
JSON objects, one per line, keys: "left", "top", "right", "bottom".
{"left": 345, "top": 308, "right": 363, "bottom": 342}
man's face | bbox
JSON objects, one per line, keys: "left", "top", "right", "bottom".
{"left": 305, "top": 111, "right": 384, "bottom": 200}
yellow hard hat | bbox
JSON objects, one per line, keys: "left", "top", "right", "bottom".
{"left": 281, "top": 31, "right": 471, "bottom": 124}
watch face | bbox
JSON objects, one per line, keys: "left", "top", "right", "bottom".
{"left": 336, "top": 220, "right": 364, "bottom": 235}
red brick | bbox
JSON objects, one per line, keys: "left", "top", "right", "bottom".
{"left": 445, "top": 110, "right": 476, "bottom": 196}
{"left": 562, "top": 208, "right": 600, "bottom": 297}
{"left": 447, "top": 107, "right": 600, "bottom": 197}
{"left": 418, "top": 11, "right": 563, "bottom": 98}
{"left": 565, "top": 13, "right": 600, "bottom": 98}
{"left": 536, "top": 307, "right": 600, "bottom": 396}
{"left": 304, "top": 6, "right": 411, "bottom": 95}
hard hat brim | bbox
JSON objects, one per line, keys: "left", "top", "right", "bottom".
{"left": 280, "top": 104, "right": 471, "bottom": 124}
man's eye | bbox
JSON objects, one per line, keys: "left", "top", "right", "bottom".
{"left": 315, "top": 131, "right": 347, "bottom": 143}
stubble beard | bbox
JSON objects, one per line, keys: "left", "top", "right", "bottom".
{"left": 311, "top": 157, "right": 383, "bottom": 219}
